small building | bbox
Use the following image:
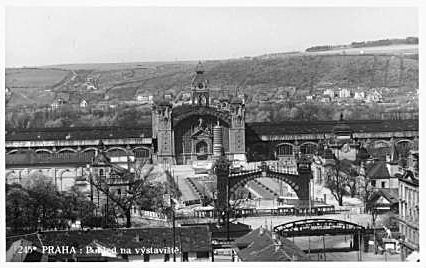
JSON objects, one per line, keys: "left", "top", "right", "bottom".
{"left": 366, "top": 91, "right": 382, "bottom": 103}
{"left": 367, "top": 188, "right": 399, "bottom": 214}
{"left": 366, "top": 160, "right": 398, "bottom": 190}
{"left": 181, "top": 92, "right": 192, "bottom": 101}
{"left": 354, "top": 91, "right": 365, "bottom": 100}
{"left": 136, "top": 94, "right": 152, "bottom": 104}
{"left": 306, "top": 95, "right": 314, "bottom": 101}
{"left": 339, "top": 88, "right": 351, "bottom": 98}
{"left": 51, "top": 92, "right": 70, "bottom": 109}
{"left": 323, "top": 88, "right": 335, "bottom": 98}
{"left": 397, "top": 170, "right": 419, "bottom": 260}
{"left": 320, "top": 96, "right": 331, "bottom": 103}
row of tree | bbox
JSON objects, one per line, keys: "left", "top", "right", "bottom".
{"left": 6, "top": 175, "right": 95, "bottom": 233}
{"left": 6, "top": 163, "right": 179, "bottom": 235}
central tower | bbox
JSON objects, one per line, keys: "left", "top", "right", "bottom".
{"left": 191, "top": 61, "right": 209, "bottom": 106}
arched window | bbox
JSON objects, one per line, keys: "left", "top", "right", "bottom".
{"left": 277, "top": 144, "right": 293, "bottom": 156}
{"left": 300, "top": 143, "right": 318, "bottom": 155}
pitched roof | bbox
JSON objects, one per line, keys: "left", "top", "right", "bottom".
{"left": 367, "top": 161, "right": 390, "bottom": 179}
{"left": 234, "top": 227, "right": 308, "bottom": 261}
{"left": 6, "top": 119, "right": 417, "bottom": 142}
{"left": 246, "top": 119, "right": 418, "bottom": 136}
{"left": 399, "top": 170, "right": 419, "bottom": 187}
{"left": 6, "top": 126, "right": 152, "bottom": 141}
{"left": 368, "top": 188, "right": 399, "bottom": 206}
{"left": 6, "top": 150, "right": 94, "bottom": 167}
{"left": 182, "top": 222, "right": 251, "bottom": 240}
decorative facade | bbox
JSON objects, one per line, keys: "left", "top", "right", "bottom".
{"left": 152, "top": 62, "right": 246, "bottom": 165}
{"left": 398, "top": 170, "right": 419, "bottom": 260}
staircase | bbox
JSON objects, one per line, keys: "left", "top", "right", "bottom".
{"left": 170, "top": 165, "right": 199, "bottom": 202}
{"left": 246, "top": 180, "right": 276, "bottom": 199}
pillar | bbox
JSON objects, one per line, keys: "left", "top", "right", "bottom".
{"left": 214, "top": 156, "right": 230, "bottom": 224}
{"left": 296, "top": 156, "right": 312, "bottom": 205}
{"left": 213, "top": 123, "right": 223, "bottom": 160}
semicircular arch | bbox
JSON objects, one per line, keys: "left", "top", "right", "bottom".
{"left": 173, "top": 106, "right": 231, "bottom": 127}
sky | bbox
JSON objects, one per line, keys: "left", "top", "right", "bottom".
{"left": 5, "top": 7, "right": 418, "bottom": 67}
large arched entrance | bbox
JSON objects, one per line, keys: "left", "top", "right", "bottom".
{"left": 173, "top": 113, "right": 230, "bottom": 165}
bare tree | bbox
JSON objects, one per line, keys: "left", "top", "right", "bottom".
{"left": 89, "top": 160, "right": 164, "bottom": 228}
{"left": 357, "top": 174, "right": 375, "bottom": 213}
{"left": 324, "top": 162, "right": 351, "bottom": 206}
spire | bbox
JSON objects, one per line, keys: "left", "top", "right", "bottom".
{"left": 195, "top": 61, "right": 204, "bottom": 74}
{"left": 97, "top": 140, "right": 106, "bottom": 152}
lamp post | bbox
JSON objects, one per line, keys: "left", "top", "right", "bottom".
{"left": 372, "top": 208, "right": 377, "bottom": 254}
{"left": 164, "top": 193, "right": 176, "bottom": 262}
{"left": 226, "top": 174, "right": 230, "bottom": 241}
{"left": 172, "top": 198, "right": 176, "bottom": 262}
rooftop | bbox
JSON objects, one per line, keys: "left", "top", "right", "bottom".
{"left": 6, "top": 150, "right": 94, "bottom": 167}
{"left": 5, "top": 119, "right": 418, "bottom": 142}
{"left": 6, "top": 126, "right": 152, "bottom": 142}
{"left": 399, "top": 170, "right": 419, "bottom": 187}
{"left": 246, "top": 119, "right": 418, "bottom": 136}
{"left": 366, "top": 161, "right": 390, "bottom": 180}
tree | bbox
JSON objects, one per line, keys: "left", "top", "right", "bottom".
{"left": 6, "top": 174, "right": 101, "bottom": 233}
{"left": 24, "top": 175, "right": 63, "bottom": 230}
{"left": 358, "top": 174, "right": 375, "bottom": 212}
{"left": 345, "top": 167, "right": 360, "bottom": 198}
{"left": 324, "top": 162, "right": 351, "bottom": 206}
{"left": 6, "top": 185, "right": 33, "bottom": 232}
{"left": 89, "top": 161, "right": 166, "bottom": 228}
{"left": 60, "top": 186, "right": 97, "bottom": 228}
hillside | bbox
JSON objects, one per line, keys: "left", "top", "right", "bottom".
{"left": 6, "top": 51, "right": 418, "bottom": 105}
{"left": 5, "top": 48, "right": 418, "bottom": 129}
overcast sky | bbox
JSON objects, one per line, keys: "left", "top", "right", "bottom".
{"left": 6, "top": 7, "right": 418, "bottom": 67}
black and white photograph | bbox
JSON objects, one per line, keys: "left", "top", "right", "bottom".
{"left": 2, "top": 2, "right": 421, "bottom": 264}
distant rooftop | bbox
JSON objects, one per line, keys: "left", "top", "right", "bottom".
{"left": 5, "top": 119, "right": 418, "bottom": 142}
{"left": 6, "top": 125, "right": 152, "bottom": 142}
{"left": 246, "top": 119, "right": 418, "bottom": 136}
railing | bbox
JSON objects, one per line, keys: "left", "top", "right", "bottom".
{"left": 239, "top": 161, "right": 298, "bottom": 175}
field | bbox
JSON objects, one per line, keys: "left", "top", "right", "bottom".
{"left": 6, "top": 68, "right": 70, "bottom": 88}
{"left": 7, "top": 87, "right": 56, "bottom": 107}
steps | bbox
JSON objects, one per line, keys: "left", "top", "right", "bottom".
{"left": 170, "top": 165, "right": 199, "bottom": 202}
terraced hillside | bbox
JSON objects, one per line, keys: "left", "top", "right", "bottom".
{"left": 6, "top": 50, "right": 418, "bottom": 107}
